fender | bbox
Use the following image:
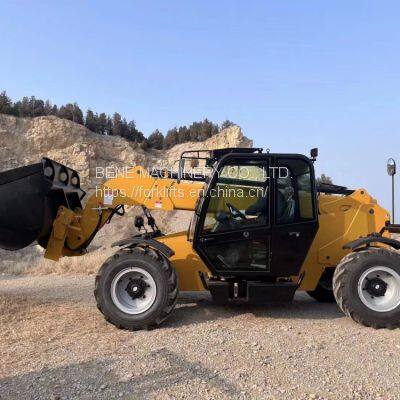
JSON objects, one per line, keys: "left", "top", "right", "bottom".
{"left": 344, "top": 233, "right": 400, "bottom": 251}
{"left": 111, "top": 237, "right": 175, "bottom": 258}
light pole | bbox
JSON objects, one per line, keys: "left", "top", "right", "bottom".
{"left": 387, "top": 158, "right": 396, "bottom": 224}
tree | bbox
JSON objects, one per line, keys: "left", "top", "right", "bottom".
{"left": 43, "top": 100, "right": 53, "bottom": 115}
{"left": 121, "top": 118, "right": 130, "bottom": 138}
{"left": 178, "top": 126, "right": 190, "bottom": 142}
{"left": 220, "top": 120, "right": 235, "bottom": 130}
{"left": 85, "top": 109, "right": 98, "bottom": 132}
{"left": 58, "top": 103, "right": 84, "bottom": 124}
{"left": 58, "top": 105, "right": 69, "bottom": 120}
{"left": 140, "top": 139, "right": 149, "bottom": 150}
{"left": 0, "top": 91, "right": 13, "bottom": 114}
{"left": 71, "top": 103, "right": 84, "bottom": 124}
{"left": 106, "top": 116, "right": 113, "bottom": 136}
{"left": 136, "top": 130, "right": 145, "bottom": 142}
{"left": 127, "top": 119, "right": 136, "bottom": 139}
{"left": 164, "top": 127, "right": 179, "bottom": 149}
{"left": 188, "top": 121, "right": 201, "bottom": 141}
{"left": 0, "top": 90, "right": 225, "bottom": 147}
{"left": 111, "top": 112, "right": 122, "bottom": 136}
{"left": 187, "top": 119, "right": 218, "bottom": 142}
{"left": 199, "top": 118, "right": 218, "bottom": 140}
{"left": 126, "top": 120, "right": 144, "bottom": 142}
{"left": 15, "top": 96, "right": 31, "bottom": 117}
{"left": 98, "top": 113, "right": 108, "bottom": 135}
{"left": 50, "top": 104, "right": 59, "bottom": 115}
{"left": 27, "top": 96, "right": 45, "bottom": 117}
{"left": 147, "top": 129, "right": 164, "bottom": 149}
{"left": 317, "top": 174, "right": 333, "bottom": 185}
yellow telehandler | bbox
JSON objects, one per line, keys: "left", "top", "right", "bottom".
{"left": 1, "top": 147, "right": 400, "bottom": 330}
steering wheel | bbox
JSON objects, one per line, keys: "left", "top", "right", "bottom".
{"left": 226, "top": 202, "right": 247, "bottom": 220}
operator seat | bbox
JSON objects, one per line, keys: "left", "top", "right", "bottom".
{"left": 245, "top": 196, "right": 268, "bottom": 217}
{"left": 245, "top": 190, "right": 295, "bottom": 224}
{"left": 276, "top": 190, "right": 295, "bottom": 224}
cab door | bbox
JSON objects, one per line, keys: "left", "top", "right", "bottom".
{"left": 194, "top": 155, "right": 271, "bottom": 277}
{"left": 270, "top": 156, "right": 318, "bottom": 276}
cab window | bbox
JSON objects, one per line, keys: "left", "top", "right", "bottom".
{"left": 202, "top": 161, "right": 270, "bottom": 234}
{"left": 276, "top": 158, "right": 315, "bottom": 224}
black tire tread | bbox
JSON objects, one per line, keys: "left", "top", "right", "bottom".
{"left": 94, "top": 246, "right": 178, "bottom": 331}
{"left": 333, "top": 247, "right": 400, "bottom": 329}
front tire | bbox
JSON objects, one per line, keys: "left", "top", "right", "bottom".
{"left": 333, "top": 248, "right": 400, "bottom": 329}
{"left": 94, "top": 247, "right": 178, "bottom": 330}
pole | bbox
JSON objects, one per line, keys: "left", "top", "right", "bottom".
{"left": 393, "top": 174, "right": 395, "bottom": 224}
{"left": 387, "top": 158, "right": 396, "bottom": 224}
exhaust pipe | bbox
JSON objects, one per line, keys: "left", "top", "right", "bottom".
{"left": 0, "top": 158, "right": 85, "bottom": 251}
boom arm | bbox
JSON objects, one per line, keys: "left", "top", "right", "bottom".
{"left": 45, "top": 166, "right": 204, "bottom": 261}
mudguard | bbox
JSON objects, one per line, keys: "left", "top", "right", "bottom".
{"left": 112, "top": 237, "right": 175, "bottom": 258}
{"left": 344, "top": 233, "right": 400, "bottom": 251}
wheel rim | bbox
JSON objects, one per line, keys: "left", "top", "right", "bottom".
{"left": 357, "top": 266, "right": 400, "bottom": 312}
{"left": 111, "top": 267, "right": 157, "bottom": 314}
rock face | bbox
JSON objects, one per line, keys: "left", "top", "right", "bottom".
{"left": 0, "top": 114, "right": 252, "bottom": 274}
{"left": 0, "top": 114, "right": 252, "bottom": 185}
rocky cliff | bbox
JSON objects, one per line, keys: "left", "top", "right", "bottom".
{"left": 0, "top": 114, "right": 251, "bottom": 185}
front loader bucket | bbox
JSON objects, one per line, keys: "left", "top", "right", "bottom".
{"left": 0, "top": 158, "right": 85, "bottom": 251}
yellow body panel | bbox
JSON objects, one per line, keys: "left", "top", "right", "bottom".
{"left": 298, "top": 189, "right": 390, "bottom": 290}
{"left": 157, "top": 231, "right": 210, "bottom": 291}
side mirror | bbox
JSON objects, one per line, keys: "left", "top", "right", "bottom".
{"left": 387, "top": 158, "right": 396, "bottom": 176}
{"left": 310, "top": 148, "right": 318, "bottom": 160}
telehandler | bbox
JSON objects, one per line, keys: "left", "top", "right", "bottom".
{"left": 1, "top": 147, "right": 400, "bottom": 330}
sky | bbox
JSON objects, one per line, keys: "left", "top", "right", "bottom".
{"left": 1, "top": 1, "right": 399, "bottom": 215}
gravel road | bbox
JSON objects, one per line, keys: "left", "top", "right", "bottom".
{"left": 1, "top": 274, "right": 400, "bottom": 400}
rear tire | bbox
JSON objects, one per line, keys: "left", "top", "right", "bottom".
{"left": 307, "top": 268, "right": 335, "bottom": 303}
{"left": 333, "top": 248, "right": 400, "bottom": 329}
{"left": 94, "top": 247, "right": 178, "bottom": 331}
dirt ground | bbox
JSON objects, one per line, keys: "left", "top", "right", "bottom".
{"left": 0, "top": 275, "right": 400, "bottom": 400}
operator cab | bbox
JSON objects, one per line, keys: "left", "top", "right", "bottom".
{"left": 186, "top": 148, "right": 319, "bottom": 303}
